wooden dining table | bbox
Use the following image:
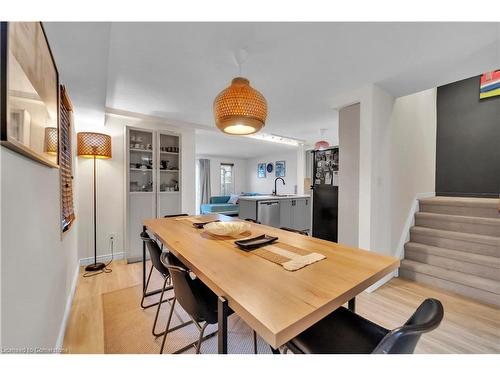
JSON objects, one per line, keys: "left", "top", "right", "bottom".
{"left": 143, "top": 214, "right": 400, "bottom": 354}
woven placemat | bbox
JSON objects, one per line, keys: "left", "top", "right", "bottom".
{"left": 252, "top": 242, "right": 325, "bottom": 271}
{"left": 174, "top": 216, "right": 203, "bottom": 223}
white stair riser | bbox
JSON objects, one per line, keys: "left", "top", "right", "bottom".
{"left": 420, "top": 204, "right": 500, "bottom": 219}
{"left": 404, "top": 250, "right": 500, "bottom": 281}
{"left": 398, "top": 270, "right": 500, "bottom": 307}
{"left": 415, "top": 217, "right": 500, "bottom": 237}
{"left": 410, "top": 232, "right": 500, "bottom": 257}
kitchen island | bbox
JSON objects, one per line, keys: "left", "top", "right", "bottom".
{"left": 239, "top": 195, "right": 311, "bottom": 232}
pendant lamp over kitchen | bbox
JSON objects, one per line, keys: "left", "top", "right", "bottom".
{"left": 314, "top": 129, "right": 330, "bottom": 150}
{"left": 213, "top": 50, "right": 267, "bottom": 135}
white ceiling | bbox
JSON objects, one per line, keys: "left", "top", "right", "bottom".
{"left": 195, "top": 129, "right": 298, "bottom": 158}
{"left": 44, "top": 22, "right": 499, "bottom": 157}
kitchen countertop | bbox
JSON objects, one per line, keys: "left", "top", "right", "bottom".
{"left": 238, "top": 194, "right": 310, "bottom": 201}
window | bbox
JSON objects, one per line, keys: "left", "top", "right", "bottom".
{"left": 60, "top": 85, "right": 75, "bottom": 232}
{"left": 220, "top": 163, "right": 234, "bottom": 196}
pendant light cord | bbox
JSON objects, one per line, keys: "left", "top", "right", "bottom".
{"left": 234, "top": 48, "right": 248, "bottom": 76}
{"left": 82, "top": 237, "right": 114, "bottom": 278}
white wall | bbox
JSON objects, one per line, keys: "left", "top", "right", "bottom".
{"left": 332, "top": 85, "right": 395, "bottom": 252}
{"left": 389, "top": 88, "right": 437, "bottom": 254}
{"left": 338, "top": 103, "right": 360, "bottom": 247}
{"left": 246, "top": 151, "right": 299, "bottom": 195}
{"left": 0, "top": 146, "right": 79, "bottom": 351}
{"left": 196, "top": 155, "right": 248, "bottom": 197}
{"left": 76, "top": 113, "right": 196, "bottom": 260}
{"left": 369, "top": 86, "right": 397, "bottom": 258}
{"left": 332, "top": 85, "right": 437, "bottom": 291}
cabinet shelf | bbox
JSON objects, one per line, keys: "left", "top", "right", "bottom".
{"left": 160, "top": 169, "right": 179, "bottom": 173}
{"left": 160, "top": 151, "right": 179, "bottom": 155}
{"left": 129, "top": 148, "right": 152, "bottom": 153}
{"left": 130, "top": 168, "right": 153, "bottom": 172}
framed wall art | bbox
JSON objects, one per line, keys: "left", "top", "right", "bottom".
{"left": 257, "top": 163, "right": 266, "bottom": 178}
{"left": 0, "top": 22, "right": 60, "bottom": 168}
{"left": 275, "top": 160, "right": 286, "bottom": 177}
{"left": 480, "top": 70, "right": 500, "bottom": 99}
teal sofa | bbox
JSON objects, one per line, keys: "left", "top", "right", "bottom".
{"left": 200, "top": 193, "right": 262, "bottom": 216}
{"left": 200, "top": 195, "right": 239, "bottom": 216}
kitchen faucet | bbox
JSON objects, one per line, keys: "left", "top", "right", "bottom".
{"left": 273, "top": 177, "right": 285, "bottom": 196}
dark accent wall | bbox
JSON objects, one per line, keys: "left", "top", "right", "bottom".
{"left": 436, "top": 75, "right": 500, "bottom": 198}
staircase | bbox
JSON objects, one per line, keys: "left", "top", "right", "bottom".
{"left": 400, "top": 197, "right": 500, "bottom": 306}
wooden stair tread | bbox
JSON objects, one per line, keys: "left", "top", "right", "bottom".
{"left": 419, "top": 196, "right": 500, "bottom": 208}
{"left": 404, "top": 242, "right": 499, "bottom": 267}
{"left": 401, "top": 197, "right": 500, "bottom": 305}
{"left": 410, "top": 226, "right": 500, "bottom": 245}
{"left": 415, "top": 212, "right": 500, "bottom": 225}
{"left": 400, "top": 259, "right": 500, "bottom": 294}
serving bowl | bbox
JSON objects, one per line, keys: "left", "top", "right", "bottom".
{"left": 204, "top": 221, "right": 251, "bottom": 237}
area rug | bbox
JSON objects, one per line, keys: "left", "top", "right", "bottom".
{"left": 102, "top": 284, "right": 272, "bottom": 354}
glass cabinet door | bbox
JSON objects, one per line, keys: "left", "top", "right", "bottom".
{"left": 127, "top": 128, "right": 156, "bottom": 262}
{"left": 157, "top": 131, "right": 181, "bottom": 216}
{"left": 128, "top": 129, "right": 155, "bottom": 193}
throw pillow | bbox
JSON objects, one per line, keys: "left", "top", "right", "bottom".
{"left": 228, "top": 194, "right": 239, "bottom": 204}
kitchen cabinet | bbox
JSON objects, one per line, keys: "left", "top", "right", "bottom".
{"left": 280, "top": 199, "right": 292, "bottom": 228}
{"left": 238, "top": 195, "right": 311, "bottom": 233}
{"left": 280, "top": 198, "right": 311, "bottom": 232}
{"left": 239, "top": 199, "right": 258, "bottom": 221}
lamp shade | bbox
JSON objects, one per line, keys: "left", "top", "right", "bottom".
{"left": 314, "top": 140, "right": 330, "bottom": 150}
{"left": 213, "top": 77, "right": 267, "bottom": 135}
{"left": 44, "top": 127, "right": 58, "bottom": 154}
{"left": 77, "top": 132, "right": 112, "bottom": 159}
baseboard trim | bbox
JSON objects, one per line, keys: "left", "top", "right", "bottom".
{"left": 394, "top": 192, "right": 435, "bottom": 260}
{"left": 55, "top": 251, "right": 125, "bottom": 352}
{"left": 55, "top": 262, "right": 80, "bottom": 353}
{"left": 365, "top": 270, "right": 397, "bottom": 293}
{"left": 366, "top": 192, "right": 434, "bottom": 294}
{"left": 79, "top": 251, "right": 125, "bottom": 266}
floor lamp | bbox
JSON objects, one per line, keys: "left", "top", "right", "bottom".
{"left": 77, "top": 132, "right": 112, "bottom": 272}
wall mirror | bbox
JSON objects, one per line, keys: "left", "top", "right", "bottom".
{"left": 0, "top": 22, "right": 59, "bottom": 168}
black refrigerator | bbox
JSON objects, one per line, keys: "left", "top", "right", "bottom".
{"left": 311, "top": 147, "right": 339, "bottom": 242}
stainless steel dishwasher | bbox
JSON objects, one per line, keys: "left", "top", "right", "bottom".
{"left": 257, "top": 200, "right": 280, "bottom": 227}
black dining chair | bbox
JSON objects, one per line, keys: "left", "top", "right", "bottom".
{"left": 158, "top": 213, "right": 189, "bottom": 249}
{"left": 284, "top": 298, "right": 444, "bottom": 354}
{"left": 164, "top": 214, "right": 189, "bottom": 218}
{"left": 140, "top": 213, "right": 188, "bottom": 309}
{"left": 140, "top": 231, "right": 190, "bottom": 337}
{"left": 159, "top": 252, "right": 259, "bottom": 354}
{"left": 280, "top": 227, "right": 308, "bottom": 236}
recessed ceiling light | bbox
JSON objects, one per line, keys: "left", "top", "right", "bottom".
{"left": 246, "top": 132, "right": 303, "bottom": 146}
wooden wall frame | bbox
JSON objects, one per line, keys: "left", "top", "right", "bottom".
{"left": 0, "top": 22, "right": 60, "bottom": 168}
{"left": 60, "top": 85, "right": 75, "bottom": 232}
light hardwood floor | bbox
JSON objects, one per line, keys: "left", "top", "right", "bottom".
{"left": 63, "top": 260, "right": 500, "bottom": 354}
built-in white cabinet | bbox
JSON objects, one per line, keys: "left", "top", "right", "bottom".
{"left": 125, "top": 126, "right": 182, "bottom": 262}
{"left": 280, "top": 198, "right": 311, "bottom": 232}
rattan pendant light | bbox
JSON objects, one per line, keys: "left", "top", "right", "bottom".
{"left": 213, "top": 50, "right": 267, "bottom": 135}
